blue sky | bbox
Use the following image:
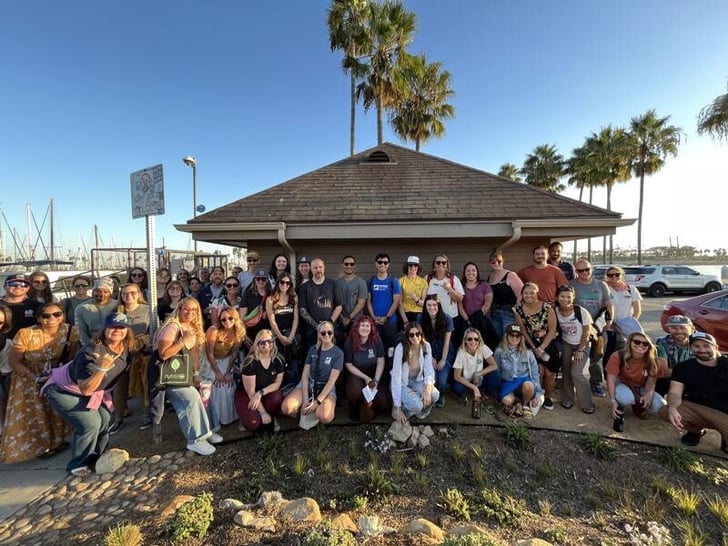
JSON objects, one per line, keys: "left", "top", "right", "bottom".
{"left": 1, "top": 0, "right": 727, "bottom": 262}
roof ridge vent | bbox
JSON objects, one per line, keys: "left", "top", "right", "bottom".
{"left": 361, "top": 150, "right": 396, "bottom": 165}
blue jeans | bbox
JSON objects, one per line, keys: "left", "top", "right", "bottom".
{"left": 396, "top": 377, "right": 440, "bottom": 419}
{"left": 452, "top": 369, "right": 502, "bottom": 398}
{"left": 615, "top": 380, "right": 666, "bottom": 415}
{"left": 490, "top": 306, "right": 516, "bottom": 339}
{"left": 45, "top": 385, "right": 112, "bottom": 472}
{"left": 150, "top": 386, "right": 213, "bottom": 443}
{"left": 430, "top": 338, "right": 454, "bottom": 394}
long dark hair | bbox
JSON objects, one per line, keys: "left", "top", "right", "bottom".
{"left": 30, "top": 271, "right": 54, "bottom": 303}
{"left": 421, "top": 294, "right": 447, "bottom": 341}
{"left": 269, "top": 272, "right": 297, "bottom": 308}
{"left": 460, "top": 261, "right": 483, "bottom": 286}
{"left": 402, "top": 321, "right": 427, "bottom": 357}
{"left": 269, "top": 253, "right": 291, "bottom": 279}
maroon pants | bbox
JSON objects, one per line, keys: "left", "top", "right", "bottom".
{"left": 235, "top": 389, "right": 283, "bottom": 431}
{"left": 345, "top": 374, "right": 391, "bottom": 418}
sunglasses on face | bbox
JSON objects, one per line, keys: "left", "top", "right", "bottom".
{"left": 258, "top": 339, "right": 274, "bottom": 346}
{"left": 408, "top": 331, "right": 422, "bottom": 338}
{"left": 631, "top": 339, "right": 650, "bottom": 347}
{"left": 507, "top": 333, "right": 522, "bottom": 338}
{"left": 435, "top": 260, "right": 447, "bottom": 265}
{"left": 6, "top": 282, "right": 29, "bottom": 288}
{"left": 247, "top": 259, "right": 259, "bottom": 263}
{"left": 576, "top": 268, "right": 591, "bottom": 273}
{"left": 32, "top": 280, "right": 48, "bottom": 285}
{"left": 255, "top": 278, "right": 267, "bottom": 282}
{"left": 74, "top": 283, "right": 89, "bottom": 288}
{"left": 407, "top": 263, "right": 418, "bottom": 267}
{"left": 279, "top": 280, "right": 291, "bottom": 286}
{"left": 225, "top": 283, "right": 239, "bottom": 288}
{"left": 606, "top": 273, "right": 621, "bottom": 278}
{"left": 465, "top": 337, "right": 479, "bottom": 342}
{"left": 319, "top": 330, "right": 334, "bottom": 337}
{"left": 40, "top": 311, "right": 63, "bottom": 319}
{"left": 131, "top": 273, "right": 144, "bottom": 278}
{"left": 376, "top": 260, "right": 389, "bottom": 265}
{"left": 220, "top": 316, "right": 234, "bottom": 323}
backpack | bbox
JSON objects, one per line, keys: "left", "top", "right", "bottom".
{"left": 556, "top": 304, "right": 594, "bottom": 340}
{"left": 367, "top": 275, "right": 395, "bottom": 296}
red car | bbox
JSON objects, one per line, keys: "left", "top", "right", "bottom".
{"left": 661, "top": 289, "right": 728, "bottom": 352}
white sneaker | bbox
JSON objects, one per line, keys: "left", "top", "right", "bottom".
{"left": 186, "top": 440, "right": 216, "bottom": 456}
{"left": 208, "top": 432, "right": 223, "bottom": 444}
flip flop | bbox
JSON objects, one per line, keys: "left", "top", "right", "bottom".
{"left": 70, "top": 466, "right": 92, "bottom": 478}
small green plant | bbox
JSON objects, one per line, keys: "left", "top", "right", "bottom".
{"left": 347, "top": 438, "right": 359, "bottom": 465}
{"left": 257, "top": 432, "right": 284, "bottom": 457}
{"left": 589, "top": 512, "right": 609, "bottom": 530}
{"left": 451, "top": 443, "right": 467, "bottom": 463}
{"left": 641, "top": 492, "right": 668, "bottom": 525}
{"left": 103, "top": 522, "right": 143, "bottom": 546}
{"left": 351, "top": 494, "right": 368, "bottom": 510}
{"left": 391, "top": 450, "right": 405, "bottom": 474}
{"left": 438, "top": 488, "right": 471, "bottom": 521}
{"left": 535, "top": 460, "right": 554, "bottom": 480}
{"left": 544, "top": 525, "right": 568, "bottom": 544}
{"left": 477, "top": 487, "right": 526, "bottom": 527}
{"left": 470, "top": 463, "right": 488, "bottom": 488}
{"left": 415, "top": 452, "right": 429, "bottom": 469}
{"left": 359, "top": 463, "right": 397, "bottom": 498}
{"left": 662, "top": 446, "right": 703, "bottom": 474}
{"left": 503, "top": 421, "right": 532, "bottom": 450}
{"left": 706, "top": 493, "right": 728, "bottom": 528}
{"left": 440, "top": 533, "right": 501, "bottom": 546}
{"left": 675, "top": 517, "right": 708, "bottom": 546}
{"left": 581, "top": 432, "right": 618, "bottom": 460}
{"left": 470, "top": 445, "right": 485, "bottom": 463}
{"left": 165, "top": 492, "right": 214, "bottom": 541}
{"left": 412, "top": 473, "right": 430, "bottom": 493}
{"left": 363, "top": 426, "right": 391, "bottom": 454}
{"left": 301, "top": 518, "right": 356, "bottom": 546}
{"left": 266, "top": 457, "right": 280, "bottom": 478}
{"left": 668, "top": 486, "right": 701, "bottom": 516}
{"left": 293, "top": 452, "right": 307, "bottom": 476}
{"left": 538, "top": 499, "right": 551, "bottom": 516}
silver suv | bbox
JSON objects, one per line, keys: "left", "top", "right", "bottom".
{"left": 622, "top": 265, "right": 723, "bottom": 297}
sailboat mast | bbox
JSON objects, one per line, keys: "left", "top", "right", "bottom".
{"left": 50, "top": 198, "right": 55, "bottom": 262}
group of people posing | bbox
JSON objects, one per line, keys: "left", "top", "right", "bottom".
{"left": 0, "top": 242, "right": 725, "bottom": 476}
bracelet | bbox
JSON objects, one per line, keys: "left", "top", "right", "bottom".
{"left": 315, "top": 397, "right": 322, "bottom": 405}
{"left": 258, "top": 389, "right": 265, "bottom": 396}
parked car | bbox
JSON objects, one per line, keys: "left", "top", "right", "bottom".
{"left": 661, "top": 289, "right": 728, "bottom": 352}
{"left": 622, "top": 265, "right": 723, "bottom": 298}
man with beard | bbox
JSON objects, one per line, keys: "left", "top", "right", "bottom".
{"left": 517, "top": 246, "right": 568, "bottom": 304}
{"left": 654, "top": 315, "right": 695, "bottom": 396}
{"left": 197, "top": 266, "right": 226, "bottom": 329}
{"left": 547, "top": 242, "right": 575, "bottom": 281}
{"left": 660, "top": 332, "right": 728, "bottom": 453}
{"left": 299, "top": 258, "right": 343, "bottom": 355}
{"left": 75, "top": 277, "right": 118, "bottom": 345}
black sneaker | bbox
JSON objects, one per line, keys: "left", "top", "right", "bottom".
{"left": 680, "top": 429, "right": 706, "bottom": 446}
{"left": 543, "top": 397, "right": 554, "bottom": 411}
{"left": 613, "top": 407, "right": 624, "bottom": 432}
{"left": 108, "top": 420, "right": 124, "bottom": 436}
{"left": 138, "top": 416, "right": 152, "bottom": 431}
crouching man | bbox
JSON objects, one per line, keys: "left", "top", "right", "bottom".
{"left": 659, "top": 332, "right": 728, "bottom": 453}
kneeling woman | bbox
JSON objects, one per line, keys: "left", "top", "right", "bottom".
{"left": 391, "top": 322, "right": 440, "bottom": 424}
{"left": 236, "top": 329, "right": 285, "bottom": 432}
{"left": 605, "top": 332, "right": 666, "bottom": 432}
{"left": 494, "top": 325, "right": 543, "bottom": 418}
{"left": 452, "top": 327, "right": 501, "bottom": 418}
{"left": 281, "top": 321, "right": 343, "bottom": 425}
{"left": 43, "top": 313, "right": 134, "bottom": 477}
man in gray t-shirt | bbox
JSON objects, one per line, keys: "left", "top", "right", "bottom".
{"left": 335, "top": 255, "right": 368, "bottom": 333}
{"left": 568, "top": 259, "right": 614, "bottom": 396}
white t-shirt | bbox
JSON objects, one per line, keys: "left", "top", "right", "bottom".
{"left": 453, "top": 344, "right": 494, "bottom": 381}
{"left": 556, "top": 306, "right": 592, "bottom": 345}
{"left": 426, "top": 275, "right": 465, "bottom": 318}
{"left": 609, "top": 285, "right": 642, "bottom": 319}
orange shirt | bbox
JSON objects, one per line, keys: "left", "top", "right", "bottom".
{"left": 605, "top": 352, "right": 667, "bottom": 389}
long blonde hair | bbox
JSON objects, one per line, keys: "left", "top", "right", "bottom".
{"left": 243, "top": 329, "right": 280, "bottom": 367}
{"left": 162, "top": 296, "right": 205, "bottom": 346}
{"left": 214, "top": 305, "right": 246, "bottom": 345}
{"left": 622, "top": 332, "right": 659, "bottom": 376}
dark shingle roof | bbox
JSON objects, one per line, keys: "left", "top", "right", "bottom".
{"left": 192, "top": 143, "right": 620, "bottom": 224}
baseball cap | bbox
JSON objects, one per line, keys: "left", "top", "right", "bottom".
{"left": 4, "top": 274, "right": 30, "bottom": 286}
{"left": 297, "top": 256, "right": 310, "bottom": 264}
{"left": 104, "top": 312, "right": 131, "bottom": 329}
{"left": 665, "top": 315, "right": 693, "bottom": 328}
{"left": 254, "top": 268, "right": 269, "bottom": 279}
{"left": 689, "top": 331, "right": 716, "bottom": 346}
{"left": 406, "top": 256, "right": 420, "bottom": 265}
{"left": 505, "top": 324, "right": 523, "bottom": 336}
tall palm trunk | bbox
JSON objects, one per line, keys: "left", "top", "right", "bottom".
{"left": 349, "top": 73, "right": 356, "bottom": 156}
{"left": 637, "top": 147, "right": 646, "bottom": 265}
{"left": 573, "top": 186, "right": 584, "bottom": 261}
{"left": 376, "top": 94, "right": 384, "bottom": 145}
{"left": 587, "top": 185, "right": 594, "bottom": 262}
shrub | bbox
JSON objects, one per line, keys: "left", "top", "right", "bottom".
{"left": 477, "top": 487, "right": 526, "bottom": 527}
{"left": 503, "top": 422, "right": 532, "bottom": 450}
{"left": 301, "top": 519, "right": 356, "bottom": 546}
{"left": 581, "top": 432, "right": 618, "bottom": 460}
{"left": 359, "top": 463, "right": 398, "bottom": 498}
{"left": 165, "top": 492, "right": 214, "bottom": 541}
{"left": 438, "top": 488, "right": 471, "bottom": 521}
{"left": 103, "top": 522, "right": 143, "bottom": 546}
{"left": 441, "top": 532, "right": 501, "bottom": 546}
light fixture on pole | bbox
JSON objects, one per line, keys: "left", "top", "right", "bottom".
{"left": 182, "top": 155, "right": 198, "bottom": 253}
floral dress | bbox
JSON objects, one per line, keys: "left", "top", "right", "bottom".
{"left": 200, "top": 330, "right": 240, "bottom": 428}
{"left": 0, "top": 324, "right": 78, "bottom": 463}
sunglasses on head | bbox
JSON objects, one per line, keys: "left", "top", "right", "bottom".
{"left": 631, "top": 339, "right": 650, "bottom": 347}
{"left": 40, "top": 311, "right": 63, "bottom": 319}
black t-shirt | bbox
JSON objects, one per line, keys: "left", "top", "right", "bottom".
{"left": 241, "top": 356, "right": 285, "bottom": 391}
{"left": 70, "top": 342, "right": 129, "bottom": 391}
{"left": 343, "top": 337, "right": 385, "bottom": 373}
{"left": 672, "top": 356, "right": 728, "bottom": 414}
{"left": 271, "top": 301, "right": 295, "bottom": 332}
{"left": 3, "top": 298, "right": 41, "bottom": 339}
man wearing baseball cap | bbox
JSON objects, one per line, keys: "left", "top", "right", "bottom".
{"left": 654, "top": 315, "right": 695, "bottom": 396}
{"left": 660, "top": 331, "right": 727, "bottom": 453}
{"left": 75, "top": 278, "right": 118, "bottom": 345}
{"left": 1, "top": 274, "right": 41, "bottom": 339}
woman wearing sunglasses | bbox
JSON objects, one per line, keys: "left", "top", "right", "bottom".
{"left": 391, "top": 322, "right": 439, "bottom": 424}
{"left": 494, "top": 324, "right": 543, "bottom": 419}
{"left": 452, "top": 327, "right": 501, "bottom": 419}
{"left": 281, "top": 320, "right": 343, "bottom": 426}
{"left": 210, "top": 276, "right": 243, "bottom": 326}
{"left": 127, "top": 268, "right": 149, "bottom": 300}
{"left": 60, "top": 275, "right": 92, "bottom": 327}
{"left": 266, "top": 272, "right": 299, "bottom": 385}
{"left": 0, "top": 303, "right": 78, "bottom": 463}
{"left": 236, "top": 329, "right": 285, "bottom": 433}
{"left": 29, "top": 271, "right": 55, "bottom": 304}
{"left": 605, "top": 332, "right": 666, "bottom": 432}
{"left": 203, "top": 306, "right": 246, "bottom": 430}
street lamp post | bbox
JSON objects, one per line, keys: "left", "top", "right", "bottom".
{"left": 182, "top": 155, "right": 197, "bottom": 253}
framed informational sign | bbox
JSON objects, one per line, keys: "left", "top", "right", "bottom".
{"left": 130, "top": 164, "right": 164, "bottom": 219}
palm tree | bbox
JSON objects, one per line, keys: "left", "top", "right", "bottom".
{"left": 520, "top": 144, "right": 566, "bottom": 192}
{"left": 352, "top": 0, "right": 416, "bottom": 145}
{"left": 389, "top": 53, "right": 455, "bottom": 151}
{"left": 583, "top": 126, "right": 632, "bottom": 262}
{"left": 327, "top": 0, "right": 371, "bottom": 156}
{"left": 497, "top": 163, "right": 522, "bottom": 183}
{"left": 566, "top": 143, "right": 598, "bottom": 260}
{"left": 697, "top": 80, "right": 728, "bottom": 141}
{"left": 628, "top": 110, "right": 683, "bottom": 264}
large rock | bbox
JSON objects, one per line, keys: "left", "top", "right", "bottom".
{"left": 160, "top": 495, "right": 195, "bottom": 518}
{"left": 331, "top": 513, "right": 358, "bottom": 533}
{"left": 418, "top": 434, "right": 431, "bottom": 448}
{"left": 95, "top": 448, "right": 129, "bottom": 474}
{"left": 279, "top": 497, "right": 321, "bottom": 523}
{"left": 388, "top": 421, "right": 412, "bottom": 443}
{"left": 220, "top": 498, "right": 246, "bottom": 511}
{"left": 400, "top": 518, "right": 444, "bottom": 542}
{"left": 257, "top": 490, "right": 286, "bottom": 510}
{"left": 233, "top": 510, "right": 256, "bottom": 526}
{"left": 421, "top": 425, "right": 435, "bottom": 438}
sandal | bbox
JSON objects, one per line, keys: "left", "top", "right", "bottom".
{"left": 70, "top": 466, "right": 92, "bottom": 478}
{"left": 503, "top": 404, "right": 516, "bottom": 418}
{"left": 560, "top": 401, "right": 573, "bottom": 410}
{"left": 514, "top": 402, "right": 524, "bottom": 418}
{"left": 582, "top": 407, "right": 596, "bottom": 415}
